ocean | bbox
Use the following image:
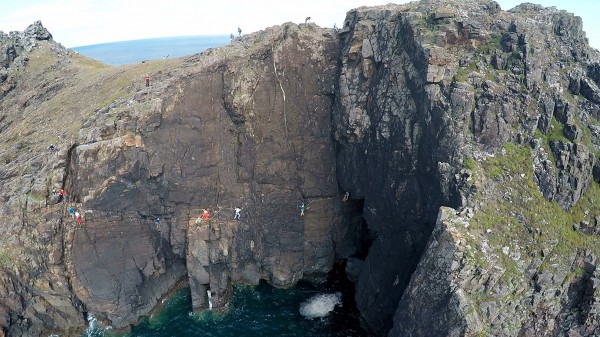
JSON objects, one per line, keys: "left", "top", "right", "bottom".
{"left": 71, "top": 35, "right": 231, "bottom": 66}
{"left": 83, "top": 280, "right": 367, "bottom": 337}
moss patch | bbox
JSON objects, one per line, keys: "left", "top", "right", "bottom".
{"left": 463, "top": 142, "right": 600, "bottom": 312}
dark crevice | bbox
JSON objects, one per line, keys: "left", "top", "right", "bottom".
{"left": 62, "top": 143, "right": 78, "bottom": 203}
{"left": 345, "top": 198, "right": 371, "bottom": 260}
{"left": 562, "top": 260, "right": 596, "bottom": 325}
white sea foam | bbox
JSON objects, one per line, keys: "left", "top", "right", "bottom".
{"left": 84, "top": 313, "right": 111, "bottom": 337}
{"left": 299, "top": 292, "right": 342, "bottom": 319}
{"left": 84, "top": 314, "right": 95, "bottom": 337}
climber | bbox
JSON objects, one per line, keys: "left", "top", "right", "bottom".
{"left": 48, "top": 144, "right": 56, "bottom": 154}
{"left": 76, "top": 213, "right": 82, "bottom": 224}
{"left": 201, "top": 209, "right": 210, "bottom": 222}
{"left": 234, "top": 207, "right": 242, "bottom": 220}
{"left": 68, "top": 207, "right": 75, "bottom": 218}
{"left": 196, "top": 216, "right": 202, "bottom": 224}
{"left": 59, "top": 189, "right": 67, "bottom": 202}
{"left": 154, "top": 217, "right": 160, "bottom": 227}
{"left": 299, "top": 203, "right": 305, "bottom": 216}
{"left": 342, "top": 191, "right": 349, "bottom": 203}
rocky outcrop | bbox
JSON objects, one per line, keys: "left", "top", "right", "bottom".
{"left": 389, "top": 207, "right": 483, "bottom": 337}
{"left": 0, "top": 21, "right": 57, "bottom": 99}
{"left": 2, "top": 1, "right": 600, "bottom": 336}
{"left": 332, "top": 0, "right": 600, "bottom": 335}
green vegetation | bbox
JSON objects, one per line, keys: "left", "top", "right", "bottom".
{"left": 454, "top": 62, "right": 477, "bottom": 83}
{"left": 0, "top": 249, "right": 18, "bottom": 269}
{"left": 464, "top": 157, "right": 478, "bottom": 171}
{"left": 533, "top": 117, "right": 569, "bottom": 165}
{"left": 479, "top": 34, "right": 502, "bottom": 54}
{"left": 461, "top": 141, "right": 600, "bottom": 320}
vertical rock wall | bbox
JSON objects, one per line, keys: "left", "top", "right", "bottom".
{"left": 59, "top": 22, "right": 363, "bottom": 326}
{"left": 333, "top": 1, "right": 600, "bottom": 336}
{"left": 334, "top": 4, "right": 472, "bottom": 334}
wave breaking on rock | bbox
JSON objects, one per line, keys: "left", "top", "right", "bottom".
{"left": 299, "top": 292, "right": 342, "bottom": 319}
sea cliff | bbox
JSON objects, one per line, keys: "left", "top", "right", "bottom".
{"left": 1, "top": 0, "right": 600, "bottom": 336}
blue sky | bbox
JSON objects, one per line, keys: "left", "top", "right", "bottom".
{"left": 0, "top": 0, "right": 598, "bottom": 50}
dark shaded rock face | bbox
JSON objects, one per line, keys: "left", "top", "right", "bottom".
{"left": 332, "top": 0, "right": 600, "bottom": 335}
{"left": 333, "top": 4, "right": 469, "bottom": 334}
{"left": 2, "top": 1, "right": 600, "bottom": 336}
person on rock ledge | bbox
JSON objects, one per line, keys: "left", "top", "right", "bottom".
{"left": 299, "top": 203, "right": 305, "bottom": 216}
{"left": 154, "top": 217, "right": 160, "bottom": 227}
{"left": 342, "top": 191, "right": 349, "bottom": 203}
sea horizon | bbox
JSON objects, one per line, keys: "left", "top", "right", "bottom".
{"left": 71, "top": 34, "right": 231, "bottom": 66}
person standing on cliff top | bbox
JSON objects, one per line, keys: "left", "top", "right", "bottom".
{"left": 299, "top": 203, "right": 305, "bottom": 216}
{"left": 145, "top": 74, "right": 150, "bottom": 87}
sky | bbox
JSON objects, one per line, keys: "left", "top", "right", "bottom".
{"left": 0, "top": 0, "right": 598, "bottom": 49}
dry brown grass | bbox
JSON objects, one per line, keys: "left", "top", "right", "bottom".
{"left": 0, "top": 41, "right": 182, "bottom": 158}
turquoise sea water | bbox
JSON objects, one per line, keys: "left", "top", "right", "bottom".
{"left": 84, "top": 279, "right": 368, "bottom": 337}
{"left": 72, "top": 35, "right": 231, "bottom": 66}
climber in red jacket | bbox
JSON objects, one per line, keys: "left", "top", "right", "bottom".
{"left": 201, "top": 209, "right": 210, "bottom": 222}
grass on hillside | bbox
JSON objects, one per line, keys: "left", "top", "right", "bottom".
{"left": 463, "top": 142, "right": 600, "bottom": 309}
{"left": 0, "top": 41, "right": 181, "bottom": 164}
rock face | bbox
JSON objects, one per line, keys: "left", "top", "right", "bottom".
{"left": 334, "top": 4, "right": 469, "bottom": 334}
{"left": 3, "top": 1, "right": 600, "bottom": 336}
{"left": 332, "top": 0, "right": 600, "bottom": 335}
{"left": 0, "top": 21, "right": 365, "bottom": 336}
{"left": 0, "top": 21, "right": 55, "bottom": 99}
